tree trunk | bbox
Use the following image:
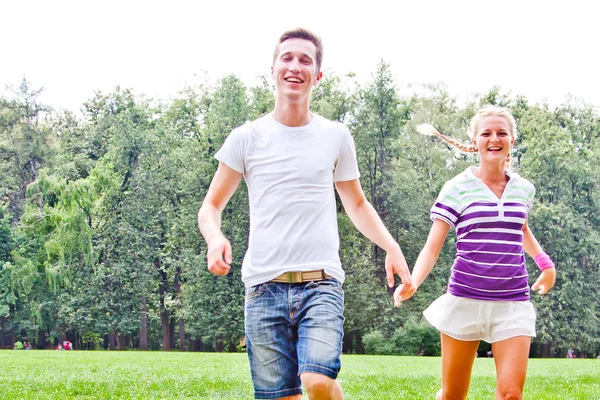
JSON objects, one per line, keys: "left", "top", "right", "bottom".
{"left": 0, "top": 319, "right": 4, "bottom": 348}
{"left": 175, "top": 266, "right": 185, "bottom": 351}
{"left": 179, "top": 316, "right": 185, "bottom": 351}
{"left": 342, "top": 332, "right": 354, "bottom": 354}
{"left": 170, "top": 317, "right": 176, "bottom": 350}
{"left": 72, "top": 331, "right": 79, "bottom": 350}
{"left": 355, "top": 332, "right": 365, "bottom": 354}
{"left": 161, "top": 309, "right": 171, "bottom": 351}
{"left": 37, "top": 329, "right": 46, "bottom": 350}
{"left": 139, "top": 296, "right": 149, "bottom": 350}
{"left": 192, "top": 337, "right": 205, "bottom": 352}
{"left": 157, "top": 258, "right": 171, "bottom": 351}
{"left": 108, "top": 331, "right": 117, "bottom": 350}
{"left": 540, "top": 341, "right": 553, "bottom": 358}
{"left": 117, "top": 334, "right": 126, "bottom": 350}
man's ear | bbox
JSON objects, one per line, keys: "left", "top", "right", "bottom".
{"left": 314, "top": 71, "right": 323, "bottom": 86}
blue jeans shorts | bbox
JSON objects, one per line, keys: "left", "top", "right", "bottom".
{"left": 244, "top": 277, "right": 344, "bottom": 399}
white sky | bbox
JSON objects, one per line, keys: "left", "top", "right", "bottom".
{"left": 1, "top": 0, "right": 598, "bottom": 113}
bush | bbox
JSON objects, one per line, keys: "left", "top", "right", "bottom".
{"left": 392, "top": 319, "right": 440, "bottom": 356}
{"left": 362, "top": 330, "right": 396, "bottom": 355}
{"left": 363, "top": 319, "right": 441, "bottom": 356}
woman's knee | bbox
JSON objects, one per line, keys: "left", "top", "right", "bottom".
{"left": 497, "top": 388, "right": 522, "bottom": 400}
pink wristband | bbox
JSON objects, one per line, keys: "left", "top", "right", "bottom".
{"left": 534, "top": 253, "right": 555, "bottom": 271}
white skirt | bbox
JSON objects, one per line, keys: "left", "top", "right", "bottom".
{"left": 423, "top": 293, "right": 536, "bottom": 343}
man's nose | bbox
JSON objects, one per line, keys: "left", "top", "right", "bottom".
{"left": 288, "top": 59, "right": 301, "bottom": 72}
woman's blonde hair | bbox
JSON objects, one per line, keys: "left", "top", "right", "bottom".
{"left": 417, "top": 105, "right": 517, "bottom": 169}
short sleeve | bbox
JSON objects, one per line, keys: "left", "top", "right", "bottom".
{"left": 214, "top": 124, "right": 250, "bottom": 174}
{"left": 430, "top": 182, "right": 462, "bottom": 228}
{"left": 524, "top": 179, "right": 536, "bottom": 212}
{"left": 333, "top": 128, "right": 360, "bottom": 182}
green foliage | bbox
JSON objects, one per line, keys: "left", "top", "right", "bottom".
{"left": 392, "top": 318, "right": 441, "bottom": 356}
{"left": 0, "top": 69, "right": 598, "bottom": 356}
{"left": 363, "top": 330, "right": 396, "bottom": 355}
{"left": 0, "top": 203, "right": 14, "bottom": 318}
{"left": 0, "top": 79, "right": 55, "bottom": 220}
{"left": 363, "top": 319, "right": 440, "bottom": 356}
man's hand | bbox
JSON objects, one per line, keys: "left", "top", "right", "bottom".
{"left": 206, "top": 234, "right": 233, "bottom": 276}
{"left": 531, "top": 267, "right": 556, "bottom": 295}
{"left": 385, "top": 245, "right": 412, "bottom": 289}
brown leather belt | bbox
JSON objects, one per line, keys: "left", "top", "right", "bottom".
{"left": 271, "top": 270, "right": 331, "bottom": 283}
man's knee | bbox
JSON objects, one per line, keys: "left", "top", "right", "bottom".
{"left": 300, "top": 372, "right": 335, "bottom": 395}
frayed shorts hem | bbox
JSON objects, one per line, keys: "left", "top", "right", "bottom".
{"left": 298, "top": 363, "right": 339, "bottom": 380}
{"left": 254, "top": 387, "right": 302, "bottom": 399}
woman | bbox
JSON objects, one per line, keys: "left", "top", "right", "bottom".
{"left": 394, "top": 105, "right": 556, "bottom": 400}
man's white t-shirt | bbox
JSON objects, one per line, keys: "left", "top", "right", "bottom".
{"left": 215, "top": 113, "right": 360, "bottom": 287}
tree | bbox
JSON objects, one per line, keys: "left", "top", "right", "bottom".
{"left": 519, "top": 100, "right": 600, "bottom": 356}
{"left": 0, "top": 79, "right": 54, "bottom": 220}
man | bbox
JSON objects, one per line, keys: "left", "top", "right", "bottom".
{"left": 198, "top": 28, "right": 412, "bottom": 400}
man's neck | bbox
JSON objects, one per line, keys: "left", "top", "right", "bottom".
{"left": 272, "top": 101, "right": 313, "bottom": 127}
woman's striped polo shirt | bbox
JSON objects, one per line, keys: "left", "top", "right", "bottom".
{"left": 431, "top": 166, "right": 536, "bottom": 301}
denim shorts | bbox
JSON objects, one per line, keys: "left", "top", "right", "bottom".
{"left": 244, "top": 277, "right": 344, "bottom": 399}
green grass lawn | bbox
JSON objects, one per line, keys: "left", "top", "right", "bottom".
{"left": 0, "top": 351, "right": 598, "bottom": 399}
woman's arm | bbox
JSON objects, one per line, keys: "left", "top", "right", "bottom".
{"left": 394, "top": 219, "right": 450, "bottom": 306}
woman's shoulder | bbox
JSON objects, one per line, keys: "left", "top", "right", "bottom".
{"left": 442, "top": 169, "right": 476, "bottom": 191}
{"left": 509, "top": 171, "right": 536, "bottom": 193}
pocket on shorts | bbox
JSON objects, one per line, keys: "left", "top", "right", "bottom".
{"left": 512, "top": 301, "right": 536, "bottom": 321}
{"left": 245, "top": 282, "right": 270, "bottom": 306}
{"left": 306, "top": 278, "right": 344, "bottom": 298}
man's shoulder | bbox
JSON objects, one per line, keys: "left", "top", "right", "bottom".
{"left": 313, "top": 114, "right": 350, "bottom": 135}
{"left": 227, "top": 115, "right": 271, "bottom": 140}
{"left": 249, "top": 113, "right": 272, "bottom": 129}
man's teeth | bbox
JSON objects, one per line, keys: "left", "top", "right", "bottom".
{"left": 286, "top": 78, "right": 302, "bottom": 83}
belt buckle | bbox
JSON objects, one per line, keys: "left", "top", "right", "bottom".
{"left": 286, "top": 272, "right": 303, "bottom": 283}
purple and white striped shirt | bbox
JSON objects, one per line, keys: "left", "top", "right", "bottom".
{"left": 431, "top": 167, "right": 536, "bottom": 301}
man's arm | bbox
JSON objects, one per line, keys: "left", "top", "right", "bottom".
{"left": 335, "top": 179, "right": 412, "bottom": 288}
{"left": 198, "top": 162, "right": 243, "bottom": 276}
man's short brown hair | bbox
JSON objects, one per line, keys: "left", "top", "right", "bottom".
{"left": 273, "top": 28, "right": 323, "bottom": 72}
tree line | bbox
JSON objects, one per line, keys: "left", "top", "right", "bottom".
{"left": 1, "top": 62, "right": 599, "bottom": 357}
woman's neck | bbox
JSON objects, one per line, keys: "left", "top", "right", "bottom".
{"left": 473, "top": 162, "right": 508, "bottom": 183}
